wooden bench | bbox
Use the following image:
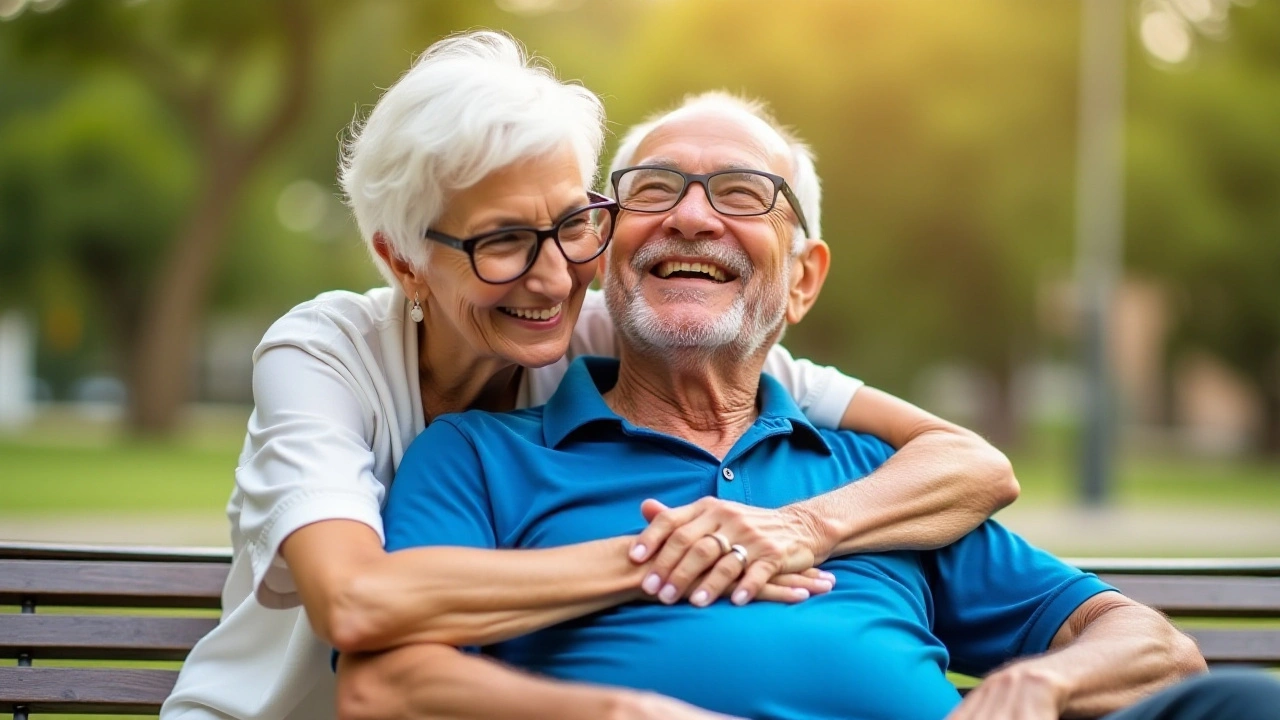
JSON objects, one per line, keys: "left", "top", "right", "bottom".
{"left": 2, "top": 542, "right": 1279, "bottom": 717}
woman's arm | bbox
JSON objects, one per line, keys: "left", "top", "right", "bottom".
{"left": 281, "top": 515, "right": 831, "bottom": 652}
{"left": 281, "top": 519, "right": 646, "bottom": 652}
{"left": 630, "top": 385, "right": 1019, "bottom": 605}
{"left": 796, "top": 385, "right": 1019, "bottom": 555}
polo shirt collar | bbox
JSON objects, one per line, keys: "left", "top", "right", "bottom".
{"left": 542, "top": 356, "right": 622, "bottom": 447}
{"left": 543, "top": 356, "right": 831, "bottom": 454}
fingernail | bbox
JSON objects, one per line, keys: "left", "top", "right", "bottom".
{"left": 691, "top": 590, "right": 709, "bottom": 606}
{"left": 630, "top": 544, "right": 648, "bottom": 562}
{"left": 732, "top": 589, "right": 749, "bottom": 606}
{"left": 659, "top": 584, "right": 679, "bottom": 604}
{"left": 642, "top": 573, "right": 662, "bottom": 594}
{"left": 818, "top": 571, "right": 836, "bottom": 583}
{"left": 793, "top": 588, "right": 811, "bottom": 600}
{"left": 813, "top": 579, "right": 833, "bottom": 592}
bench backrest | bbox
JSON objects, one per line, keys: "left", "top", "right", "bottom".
{"left": 1080, "top": 557, "right": 1280, "bottom": 667}
{"left": 2, "top": 543, "right": 1278, "bottom": 717}
{"left": 0, "top": 544, "right": 227, "bottom": 717}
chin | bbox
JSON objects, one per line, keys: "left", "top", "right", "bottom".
{"left": 507, "top": 340, "right": 571, "bottom": 369}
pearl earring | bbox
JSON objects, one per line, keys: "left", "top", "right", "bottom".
{"left": 409, "top": 294, "right": 424, "bottom": 323}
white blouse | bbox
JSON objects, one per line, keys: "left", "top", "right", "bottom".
{"left": 161, "top": 286, "right": 862, "bottom": 720}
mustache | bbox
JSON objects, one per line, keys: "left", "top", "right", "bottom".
{"left": 628, "top": 238, "right": 754, "bottom": 280}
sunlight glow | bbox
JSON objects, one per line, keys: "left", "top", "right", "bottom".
{"left": 0, "top": 0, "right": 26, "bottom": 21}
{"left": 495, "top": 0, "right": 584, "bottom": 16}
{"left": 276, "top": 180, "right": 329, "bottom": 234}
{"left": 1141, "top": 9, "right": 1193, "bottom": 64}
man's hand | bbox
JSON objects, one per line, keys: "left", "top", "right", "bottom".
{"left": 629, "top": 498, "right": 835, "bottom": 606}
{"left": 946, "top": 662, "right": 1070, "bottom": 720}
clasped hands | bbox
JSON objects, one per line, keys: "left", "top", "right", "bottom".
{"left": 627, "top": 497, "right": 837, "bottom": 607}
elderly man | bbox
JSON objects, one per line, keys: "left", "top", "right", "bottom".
{"left": 366, "top": 94, "right": 1280, "bottom": 720}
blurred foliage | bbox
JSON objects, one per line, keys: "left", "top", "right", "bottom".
{"left": 0, "top": 0, "right": 1277, "bottom": 450}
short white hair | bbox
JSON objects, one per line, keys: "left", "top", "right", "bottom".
{"left": 606, "top": 91, "right": 822, "bottom": 249}
{"left": 340, "top": 30, "right": 606, "bottom": 285}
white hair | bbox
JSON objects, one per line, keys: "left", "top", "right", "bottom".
{"left": 606, "top": 91, "right": 822, "bottom": 251}
{"left": 340, "top": 30, "right": 606, "bottom": 285}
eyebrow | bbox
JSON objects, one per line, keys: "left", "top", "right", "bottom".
{"left": 469, "top": 195, "right": 591, "bottom": 233}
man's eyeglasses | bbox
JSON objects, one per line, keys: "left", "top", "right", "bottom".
{"left": 610, "top": 166, "right": 811, "bottom": 238}
{"left": 425, "top": 191, "right": 619, "bottom": 284}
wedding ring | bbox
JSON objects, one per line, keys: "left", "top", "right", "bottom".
{"left": 730, "top": 544, "right": 749, "bottom": 565}
{"left": 706, "top": 532, "right": 732, "bottom": 555}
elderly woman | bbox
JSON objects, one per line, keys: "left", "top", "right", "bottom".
{"left": 161, "top": 31, "right": 1017, "bottom": 720}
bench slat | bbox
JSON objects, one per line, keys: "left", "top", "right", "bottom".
{"left": 0, "top": 615, "right": 218, "bottom": 661}
{"left": 0, "top": 560, "right": 226, "bottom": 609}
{"left": 1187, "top": 628, "right": 1280, "bottom": 665}
{"left": 1072, "top": 558, "right": 1280, "bottom": 577}
{"left": 1098, "top": 574, "right": 1280, "bottom": 618}
{"left": 0, "top": 542, "right": 231, "bottom": 564}
{"left": 0, "top": 667, "right": 176, "bottom": 714}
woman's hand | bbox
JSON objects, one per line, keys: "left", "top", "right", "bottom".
{"left": 629, "top": 498, "right": 836, "bottom": 606}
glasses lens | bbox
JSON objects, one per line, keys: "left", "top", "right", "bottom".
{"left": 472, "top": 230, "right": 538, "bottom": 282}
{"left": 556, "top": 205, "right": 612, "bottom": 263}
{"left": 707, "top": 172, "right": 777, "bottom": 216}
{"left": 615, "top": 168, "right": 684, "bottom": 212}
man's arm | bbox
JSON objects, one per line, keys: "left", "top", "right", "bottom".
{"left": 631, "top": 386, "right": 1019, "bottom": 604}
{"left": 948, "top": 591, "right": 1206, "bottom": 719}
{"left": 336, "top": 644, "right": 744, "bottom": 720}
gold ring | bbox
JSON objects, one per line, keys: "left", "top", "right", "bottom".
{"left": 706, "top": 532, "right": 732, "bottom": 555}
{"left": 730, "top": 544, "right": 749, "bottom": 565}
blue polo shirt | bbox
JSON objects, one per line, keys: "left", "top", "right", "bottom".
{"left": 384, "top": 357, "right": 1113, "bottom": 720}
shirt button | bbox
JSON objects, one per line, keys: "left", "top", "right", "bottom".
{"left": 722, "top": 468, "right": 735, "bottom": 481}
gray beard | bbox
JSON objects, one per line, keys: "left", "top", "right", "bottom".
{"left": 605, "top": 239, "right": 790, "bottom": 363}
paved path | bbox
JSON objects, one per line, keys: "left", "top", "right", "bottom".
{"left": 2, "top": 505, "right": 1277, "bottom": 556}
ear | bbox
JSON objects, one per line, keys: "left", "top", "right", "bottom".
{"left": 373, "top": 233, "right": 428, "bottom": 298}
{"left": 785, "top": 238, "right": 830, "bottom": 325}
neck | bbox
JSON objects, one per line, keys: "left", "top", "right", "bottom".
{"left": 417, "top": 309, "right": 521, "bottom": 423}
{"left": 604, "top": 344, "right": 770, "bottom": 460}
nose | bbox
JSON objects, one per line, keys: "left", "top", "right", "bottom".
{"left": 663, "top": 181, "right": 725, "bottom": 240}
{"left": 521, "top": 236, "right": 574, "bottom": 300}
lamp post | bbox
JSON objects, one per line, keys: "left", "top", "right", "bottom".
{"left": 1074, "top": 0, "right": 1126, "bottom": 506}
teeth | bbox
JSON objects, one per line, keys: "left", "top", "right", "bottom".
{"left": 655, "top": 261, "right": 728, "bottom": 282}
{"left": 502, "top": 303, "right": 562, "bottom": 321}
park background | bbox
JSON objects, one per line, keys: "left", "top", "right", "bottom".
{"left": 0, "top": 0, "right": 1277, "bottom": 557}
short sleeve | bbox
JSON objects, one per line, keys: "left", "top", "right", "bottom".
{"left": 762, "top": 344, "right": 864, "bottom": 429}
{"left": 383, "top": 418, "right": 498, "bottom": 553}
{"left": 928, "top": 521, "right": 1116, "bottom": 677}
{"left": 237, "top": 345, "right": 389, "bottom": 609}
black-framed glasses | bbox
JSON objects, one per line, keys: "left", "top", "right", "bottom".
{"left": 610, "top": 165, "right": 811, "bottom": 238}
{"left": 425, "top": 191, "right": 619, "bottom": 284}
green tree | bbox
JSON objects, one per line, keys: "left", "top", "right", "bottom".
{"left": 1128, "top": 1, "right": 1280, "bottom": 454}
{"left": 1, "top": 0, "right": 322, "bottom": 434}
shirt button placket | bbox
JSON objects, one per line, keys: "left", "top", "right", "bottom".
{"left": 718, "top": 466, "right": 745, "bottom": 502}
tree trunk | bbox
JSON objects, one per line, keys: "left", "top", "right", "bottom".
{"left": 1263, "top": 360, "right": 1280, "bottom": 458}
{"left": 983, "top": 361, "right": 1020, "bottom": 449}
{"left": 121, "top": 1, "right": 313, "bottom": 436}
{"left": 126, "top": 155, "right": 246, "bottom": 435}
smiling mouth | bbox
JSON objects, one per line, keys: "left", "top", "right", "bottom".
{"left": 651, "top": 261, "right": 735, "bottom": 283}
{"left": 499, "top": 303, "right": 563, "bottom": 321}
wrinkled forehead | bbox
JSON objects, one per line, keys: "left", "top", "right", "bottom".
{"left": 631, "top": 106, "right": 795, "bottom": 179}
